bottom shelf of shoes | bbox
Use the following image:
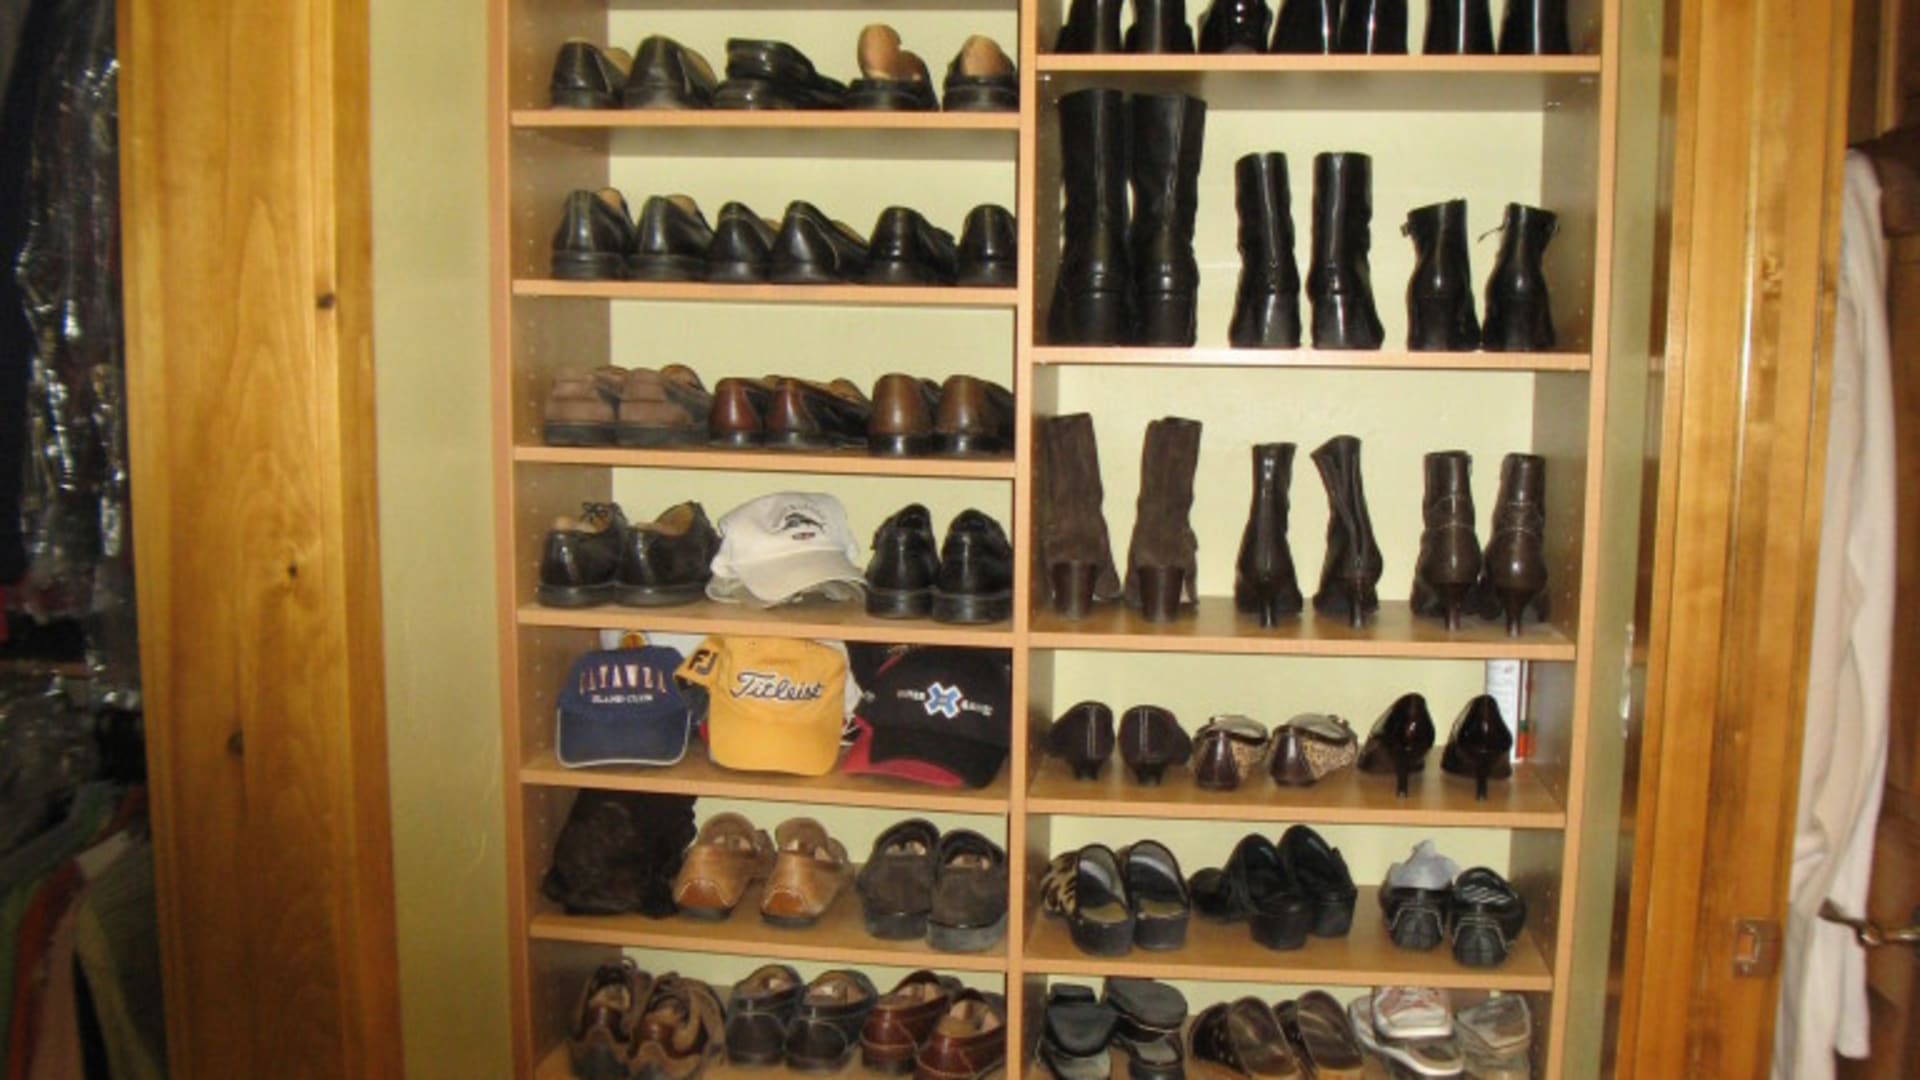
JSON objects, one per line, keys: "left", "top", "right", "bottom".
{"left": 1024, "top": 1047, "right": 1402, "bottom": 1080}
{"left": 535, "top": 1047, "right": 913, "bottom": 1080}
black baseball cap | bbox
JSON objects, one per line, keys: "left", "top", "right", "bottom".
{"left": 844, "top": 647, "right": 1011, "bottom": 789}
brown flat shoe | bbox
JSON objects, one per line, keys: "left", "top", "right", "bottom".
{"left": 615, "top": 364, "right": 712, "bottom": 448}
{"left": 761, "top": 818, "right": 851, "bottom": 926}
{"left": 1284, "top": 992, "right": 1363, "bottom": 1078}
{"left": 861, "top": 970, "right": 961, "bottom": 1073}
{"left": 671, "top": 813, "right": 774, "bottom": 919}
{"left": 914, "top": 990, "right": 1006, "bottom": 1080}
{"left": 1189, "top": 998, "right": 1305, "bottom": 1079}
{"left": 631, "top": 973, "right": 725, "bottom": 1080}
{"left": 543, "top": 365, "right": 627, "bottom": 446}
{"left": 869, "top": 373, "right": 941, "bottom": 457}
{"left": 1268, "top": 713, "right": 1358, "bottom": 787}
{"left": 568, "top": 958, "right": 650, "bottom": 1080}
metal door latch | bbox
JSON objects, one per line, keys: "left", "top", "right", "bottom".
{"left": 1819, "top": 901, "right": 1920, "bottom": 949}
{"left": 1732, "top": 918, "right": 1781, "bottom": 976}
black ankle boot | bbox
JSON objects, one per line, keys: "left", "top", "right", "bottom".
{"left": 1230, "top": 153, "right": 1303, "bottom": 348}
{"left": 1057, "top": 0, "right": 1126, "bottom": 52}
{"left": 1049, "top": 89, "right": 1132, "bottom": 345}
{"left": 1128, "top": 0, "right": 1198, "bottom": 52}
{"left": 1272, "top": 0, "right": 1339, "bottom": 51}
{"left": 1200, "top": 0, "right": 1274, "bottom": 52}
{"left": 1235, "top": 444, "right": 1304, "bottom": 627}
{"left": 1410, "top": 451, "right": 1482, "bottom": 630}
{"left": 1310, "top": 435, "right": 1382, "bottom": 627}
{"left": 1481, "top": 203, "right": 1557, "bottom": 352}
{"left": 1423, "top": 0, "right": 1494, "bottom": 53}
{"left": 1498, "top": 0, "right": 1571, "bottom": 54}
{"left": 1307, "top": 153, "right": 1384, "bottom": 350}
{"left": 1404, "top": 200, "right": 1480, "bottom": 351}
{"left": 1335, "top": 0, "right": 1408, "bottom": 53}
{"left": 1482, "top": 452, "right": 1548, "bottom": 634}
{"left": 1126, "top": 417, "right": 1204, "bottom": 621}
{"left": 1129, "top": 93, "right": 1207, "bottom": 346}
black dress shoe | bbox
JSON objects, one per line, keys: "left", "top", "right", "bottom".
{"left": 1277, "top": 824, "right": 1356, "bottom": 937}
{"left": 943, "top": 36, "right": 1018, "bottom": 112}
{"left": 848, "top": 25, "right": 939, "bottom": 111}
{"left": 1122, "top": 841, "right": 1190, "bottom": 950}
{"left": 865, "top": 504, "right": 940, "bottom": 618}
{"left": 956, "top": 205, "right": 1017, "bottom": 286}
{"left": 726, "top": 964, "right": 805, "bottom": 1066}
{"left": 1380, "top": 840, "right": 1458, "bottom": 951}
{"left": 1049, "top": 701, "right": 1116, "bottom": 780}
{"left": 707, "top": 202, "right": 777, "bottom": 283}
{"left": 1042, "top": 985, "right": 1117, "bottom": 1080}
{"left": 716, "top": 39, "right": 848, "bottom": 109}
{"left": 622, "top": 35, "right": 717, "bottom": 108}
{"left": 1357, "top": 691, "right": 1437, "bottom": 796}
{"left": 770, "top": 202, "right": 870, "bottom": 284}
{"left": 865, "top": 207, "right": 959, "bottom": 285}
{"left": 631, "top": 195, "right": 713, "bottom": 281}
{"left": 1103, "top": 978, "right": 1188, "bottom": 1080}
{"left": 932, "top": 510, "right": 1013, "bottom": 624}
{"left": 537, "top": 502, "right": 628, "bottom": 607}
{"left": 1200, "top": 0, "right": 1275, "bottom": 52}
{"left": 786, "top": 970, "right": 879, "bottom": 1072}
{"left": 616, "top": 501, "right": 719, "bottom": 606}
{"left": 763, "top": 377, "right": 873, "bottom": 449}
{"left": 1187, "top": 833, "right": 1313, "bottom": 949}
{"left": 1119, "top": 705, "right": 1191, "bottom": 784}
{"left": 551, "top": 41, "right": 630, "bottom": 108}
{"left": 1448, "top": 866, "right": 1527, "bottom": 967}
{"left": 1441, "top": 694, "right": 1515, "bottom": 799}
{"left": 551, "top": 189, "right": 635, "bottom": 281}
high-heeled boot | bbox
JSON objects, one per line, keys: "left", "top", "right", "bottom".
{"left": 1423, "top": 0, "right": 1494, "bottom": 53}
{"left": 1481, "top": 452, "right": 1548, "bottom": 634}
{"left": 1125, "top": 417, "right": 1204, "bottom": 621}
{"left": 1038, "top": 413, "right": 1124, "bottom": 618}
{"left": 1272, "top": 0, "right": 1339, "bottom": 51}
{"left": 1236, "top": 443, "right": 1304, "bottom": 627}
{"left": 1404, "top": 200, "right": 1480, "bottom": 350}
{"left": 1048, "top": 89, "right": 1132, "bottom": 345}
{"left": 1358, "top": 692, "right": 1437, "bottom": 797}
{"left": 1128, "top": 0, "right": 1198, "bottom": 52}
{"left": 1481, "top": 203, "right": 1557, "bottom": 352}
{"left": 1130, "top": 93, "right": 1208, "bottom": 346}
{"left": 1307, "top": 153, "right": 1385, "bottom": 350}
{"left": 1200, "top": 0, "right": 1275, "bottom": 52}
{"left": 1229, "top": 153, "right": 1303, "bottom": 348}
{"left": 1441, "top": 695, "right": 1514, "bottom": 800}
{"left": 1498, "top": 0, "right": 1572, "bottom": 54}
{"left": 1410, "top": 451, "right": 1482, "bottom": 630}
{"left": 1056, "top": 0, "right": 1126, "bottom": 52}
{"left": 1310, "top": 435, "right": 1383, "bottom": 627}
{"left": 1335, "top": 0, "right": 1408, "bottom": 53}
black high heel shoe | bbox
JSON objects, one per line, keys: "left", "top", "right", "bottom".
{"left": 1440, "top": 694, "right": 1515, "bottom": 799}
{"left": 1050, "top": 701, "right": 1117, "bottom": 780}
{"left": 1356, "top": 693, "right": 1437, "bottom": 796}
{"left": 1120, "top": 705, "right": 1191, "bottom": 784}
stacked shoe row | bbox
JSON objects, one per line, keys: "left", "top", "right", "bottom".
{"left": 551, "top": 27, "right": 1018, "bottom": 113}
{"left": 552, "top": 191, "right": 1015, "bottom": 286}
{"left": 1380, "top": 840, "right": 1528, "bottom": 967}
{"left": 1047, "top": 690, "right": 1516, "bottom": 799}
{"left": 1036, "top": 415, "right": 1551, "bottom": 634}
{"left": 1053, "top": 0, "right": 1572, "bottom": 55}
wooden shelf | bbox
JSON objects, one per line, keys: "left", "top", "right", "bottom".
{"left": 1020, "top": 887, "right": 1551, "bottom": 991}
{"left": 529, "top": 878, "right": 1009, "bottom": 973}
{"left": 1024, "top": 756, "right": 1566, "bottom": 829}
{"left": 1031, "top": 346, "right": 1591, "bottom": 372}
{"left": 521, "top": 749, "right": 1011, "bottom": 814}
{"left": 512, "top": 109, "right": 1021, "bottom": 131}
{"left": 513, "top": 444, "right": 1016, "bottom": 479}
{"left": 512, "top": 280, "right": 1018, "bottom": 308}
{"left": 1036, "top": 54, "right": 1602, "bottom": 74}
{"left": 517, "top": 599, "right": 1015, "bottom": 648}
{"left": 1034, "top": 54, "right": 1602, "bottom": 111}
{"left": 1028, "top": 598, "right": 1575, "bottom": 661}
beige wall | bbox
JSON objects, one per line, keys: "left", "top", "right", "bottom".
{"left": 371, "top": 1, "right": 512, "bottom": 1076}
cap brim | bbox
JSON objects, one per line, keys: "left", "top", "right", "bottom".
{"left": 724, "top": 549, "right": 866, "bottom": 607}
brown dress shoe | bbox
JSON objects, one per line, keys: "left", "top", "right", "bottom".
{"left": 913, "top": 990, "right": 1007, "bottom": 1080}
{"left": 762, "top": 818, "right": 851, "bottom": 926}
{"left": 861, "top": 970, "right": 961, "bottom": 1073}
{"left": 616, "top": 364, "right": 712, "bottom": 447}
{"left": 933, "top": 375, "right": 1014, "bottom": 457}
{"left": 671, "top": 813, "right": 774, "bottom": 919}
{"left": 631, "top": 974, "right": 725, "bottom": 1080}
{"left": 763, "top": 378, "right": 874, "bottom": 451}
{"left": 869, "top": 373, "right": 941, "bottom": 456}
{"left": 543, "top": 365, "right": 627, "bottom": 446}
{"left": 708, "top": 376, "right": 779, "bottom": 448}
{"left": 568, "top": 958, "right": 651, "bottom": 1080}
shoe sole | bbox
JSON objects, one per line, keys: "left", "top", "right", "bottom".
{"left": 868, "top": 432, "right": 935, "bottom": 457}
{"left": 863, "top": 906, "right": 929, "bottom": 940}
{"left": 550, "top": 86, "right": 616, "bottom": 109}
{"left": 614, "top": 425, "right": 706, "bottom": 449}
{"left": 614, "top": 582, "right": 707, "bottom": 607}
{"left": 941, "top": 86, "right": 1018, "bottom": 112}
{"left": 536, "top": 582, "right": 612, "bottom": 608}
{"left": 628, "top": 253, "right": 706, "bottom": 282}
{"left": 551, "top": 251, "right": 626, "bottom": 281}
{"left": 928, "top": 911, "right": 1007, "bottom": 953}
{"left": 622, "top": 83, "right": 707, "bottom": 109}
{"left": 867, "top": 586, "right": 934, "bottom": 619}
{"left": 865, "top": 259, "right": 954, "bottom": 287}
{"left": 542, "top": 422, "right": 615, "bottom": 446}
{"left": 1131, "top": 914, "right": 1188, "bottom": 951}
{"left": 932, "top": 588, "right": 1012, "bottom": 624}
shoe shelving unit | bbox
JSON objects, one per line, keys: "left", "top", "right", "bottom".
{"left": 492, "top": 0, "right": 1625, "bottom": 1076}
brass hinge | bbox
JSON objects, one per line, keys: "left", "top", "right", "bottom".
{"left": 1732, "top": 918, "right": 1781, "bottom": 977}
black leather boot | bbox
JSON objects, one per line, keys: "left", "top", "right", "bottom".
{"left": 1049, "top": 89, "right": 1132, "bottom": 345}
{"left": 1129, "top": 93, "right": 1207, "bottom": 346}
{"left": 1038, "top": 414, "right": 1123, "bottom": 617}
{"left": 1235, "top": 443, "right": 1303, "bottom": 627}
{"left": 1128, "top": 0, "right": 1198, "bottom": 52}
{"left": 1199, "top": 0, "right": 1274, "bottom": 52}
{"left": 1229, "top": 153, "right": 1303, "bottom": 348}
{"left": 1306, "top": 153, "right": 1384, "bottom": 350}
{"left": 1272, "top": 0, "right": 1338, "bottom": 51}
{"left": 1481, "top": 203, "right": 1558, "bottom": 351}
{"left": 1482, "top": 452, "right": 1548, "bottom": 634}
{"left": 1056, "top": 0, "right": 1126, "bottom": 52}
{"left": 1335, "top": 0, "right": 1408, "bottom": 53}
{"left": 1126, "top": 417, "right": 1204, "bottom": 621}
{"left": 1498, "top": 0, "right": 1572, "bottom": 54}
{"left": 1410, "top": 451, "right": 1482, "bottom": 630}
{"left": 1403, "top": 200, "right": 1480, "bottom": 351}
{"left": 1423, "top": 0, "right": 1494, "bottom": 53}
{"left": 1310, "top": 435, "right": 1382, "bottom": 628}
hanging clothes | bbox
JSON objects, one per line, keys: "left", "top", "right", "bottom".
{"left": 1772, "top": 151, "right": 1898, "bottom": 1079}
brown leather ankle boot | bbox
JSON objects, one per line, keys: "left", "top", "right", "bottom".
{"left": 1125, "top": 417, "right": 1203, "bottom": 621}
{"left": 1036, "top": 413, "right": 1121, "bottom": 618}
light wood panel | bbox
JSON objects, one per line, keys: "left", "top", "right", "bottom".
{"left": 514, "top": 445, "right": 1017, "bottom": 479}
{"left": 517, "top": 599, "right": 1014, "bottom": 646}
{"left": 513, "top": 108, "right": 1022, "bottom": 131}
{"left": 521, "top": 749, "right": 1013, "bottom": 814}
{"left": 1031, "top": 347, "right": 1591, "bottom": 372}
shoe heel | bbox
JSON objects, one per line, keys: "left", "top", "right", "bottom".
{"left": 1497, "top": 585, "right": 1533, "bottom": 635}
{"left": 1242, "top": 581, "right": 1297, "bottom": 629}
{"left": 1392, "top": 751, "right": 1413, "bottom": 798}
{"left": 1070, "top": 759, "right": 1106, "bottom": 781}
{"left": 1138, "top": 565, "right": 1186, "bottom": 623}
{"left": 1435, "top": 580, "right": 1471, "bottom": 631}
{"left": 1345, "top": 581, "right": 1370, "bottom": 629}
{"left": 1473, "top": 754, "right": 1493, "bottom": 801}
{"left": 1136, "top": 291, "right": 1197, "bottom": 347}
{"left": 1131, "top": 761, "right": 1169, "bottom": 785}
{"left": 1050, "top": 560, "right": 1098, "bottom": 620}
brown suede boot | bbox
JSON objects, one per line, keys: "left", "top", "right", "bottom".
{"left": 1037, "top": 413, "right": 1122, "bottom": 618}
{"left": 1124, "top": 416, "right": 1203, "bottom": 621}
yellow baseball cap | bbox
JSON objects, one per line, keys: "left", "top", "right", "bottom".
{"left": 676, "top": 636, "right": 848, "bottom": 776}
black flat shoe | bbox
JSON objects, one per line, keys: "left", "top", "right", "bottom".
{"left": 551, "top": 189, "right": 635, "bottom": 281}
{"left": 1119, "top": 705, "right": 1191, "bottom": 784}
{"left": 1380, "top": 840, "right": 1459, "bottom": 952}
{"left": 1449, "top": 866, "right": 1527, "bottom": 967}
{"left": 956, "top": 205, "right": 1018, "bottom": 286}
{"left": 1042, "top": 985, "right": 1117, "bottom": 1080}
{"left": 622, "top": 35, "right": 717, "bottom": 108}
{"left": 631, "top": 195, "right": 713, "bottom": 281}
{"left": 1440, "top": 694, "right": 1515, "bottom": 799}
{"left": 1103, "top": 978, "right": 1188, "bottom": 1080}
{"left": 1187, "top": 833, "right": 1312, "bottom": 950}
{"left": 1122, "top": 840, "right": 1190, "bottom": 950}
{"left": 769, "top": 202, "right": 870, "bottom": 284}
{"left": 1277, "top": 824, "right": 1356, "bottom": 937}
{"left": 550, "top": 40, "right": 630, "bottom": 109}
{"left": 716, "top": 39, "right": 847, "bottom": 109}
{"left": 1042, "top": 845, "right": 1135, "bottom": 956}
{"left": 1357, "top": 691, "right": 1437, "bottom": 796}
{"left": 707, "top": 202, "right": 776, "bottom": 283}
{"left": 865, "top": 207, "right": 958, "bottom": 285}
{"left": 1049, "top": 701, "right": 1116, "bottom": 779}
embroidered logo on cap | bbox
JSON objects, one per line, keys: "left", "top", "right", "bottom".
{"left": 924, "top": 682, "right": 962, "bottom": 719}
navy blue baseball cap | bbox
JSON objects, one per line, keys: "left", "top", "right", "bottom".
{"left": 555, "top": 645, "right": 691, "bottom": 767}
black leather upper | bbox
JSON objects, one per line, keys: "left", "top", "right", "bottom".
{"left": 865, "top": 207, "right": 958, "bottom": 284}
{"left": 634, "top": 196, "right": 715, "bottom": 263}
{"left": 617, "top": 502, "right": 719, "bottom": 592}
{"left": 957, "top": 205, "right": 1017, "bottom": 286}
{"left": 1199, "top": 1, "right": 1275, "bottom": 53}
{"left": 770, "top": 202, "right": 870, "bottom": 283}
{"left": 707, "top": 202, "right": 776, "bottom": 280}
{"left": 540, "top": 503, "right": 628, "bottom": 589}
{"left": 624, "top": 35, "right": 716, "bottom": 108}
{"left": 1055, "top": 0, "right": 1126, "bottom": 52}
{"left": 865, "top": 504, "right": 940, "bottom": 593}
{"left": 936, "top": 510, "right": 1013, "bottom": 598}
{"left": 552, "top": 190, "right": 635, "bottom": 260}
{"left": 550, "top": 41, "right": 626, "bottom": 108}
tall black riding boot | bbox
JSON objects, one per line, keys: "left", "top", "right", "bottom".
{"left": 1126, "top": 417, "right": 1204, "bottom": 621}
{"left": 1410, "top": 451, "right": 1483, "bottom": 630}
{"left": 1128, "top": 0, "right": 1198, "bottom": 52}
{"left": 1311, "top": 435, "right": 1383, "bottom": 627}
{"left": 1481, "top": 452, "right": 1548, "bottom": 635}
{"left": 1130, "top": 93, "right": 1208, "bottom": 346}
{"left": 1200, "top": 0, "right": 1275, "bottom": 53}
{"left": 1272, "top": 0, "right": 1339, "bottom": 51}
{"left": 1230, "top": 153, "right": 1303, "bottom": 348}
{"left": 1498, "top": 0, "right": 1572, "bottom": 54}
{"left": 1049, "top": 89, "right": 1132, "bottom": 345}
{"left": 1404, "top": 200, "right": 1480, "bottom": 351}
{"left": 1056, "top": 0, "right": 1126, "bottom": 52}
{"left": 1236, "top": 443, "right": 1304, "bottom": 627}
{"left": 1481, "top": 203, "right": 1557, "bottom": 352}
{"left": 1423, "top": 0, "right": 1494, "bottom": 53}
{"left": 1335, "top": 0, "right": 1408, "bottom": 53}
{"left": 1307, "top": 153, "right": 1384, "bottom": 350}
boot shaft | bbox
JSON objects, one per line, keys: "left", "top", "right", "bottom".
{"left": 1491, "top": 452, "right": 1546, "bottom": 527}
{"left": 1312, "top": 434, "right": 1380, "bottom": 566}
{"left": 1490, "top": 203, "right": 1557, "bottom": 277}
{"left": 1200, "top": 0, "right": 1276, "bottom": 53}
{"left": 1129, "top": 93, "right": 1209, "bottom": 286}
{"left": 1136, "top": 417, "right": 1204, "bottom": 518}
{"left": 1235, "top": 153, "right": 1299, "bottom": 285}
{"left": 1273, "top": 0, "right": 1339, "bottom": 52}
{"left": 1243, "top": 442, "right": 1297, "bottom": 550}
{"left": 1403, "top": 199, "right": 1471, "bottom": 295}
{"left": 1056, "top": 0, "right": 1126, "bottom": 52}
{"left": 1423, "top": 0, "right": 1494, "bottom": 54}
{"left": 1309, "top": 153, "right": 1374, "bottom": 283}
{"left": 1498, "top": 0, "right": 1572, "bottom": 55}
{"left": 1335, "top": 0, "right": 1409, "bottom": 54}
{"left": 1059, "top": 89, "right": 1131, "bottom": 232}
{"left": 1128, "top": 0, "right": 1198, "bottom": 52}
{"left": 1421, "top": 450, "right": 1476, "bottom": 524}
